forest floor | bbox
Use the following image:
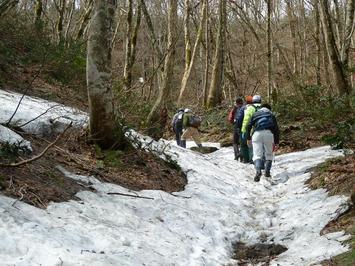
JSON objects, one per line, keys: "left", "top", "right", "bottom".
{"left": 0, "top": 68, "right": 354, "bottom": 265}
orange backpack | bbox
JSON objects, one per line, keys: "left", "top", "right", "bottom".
{"left": 227, "top": 107, "right": 236, "bottom": 124}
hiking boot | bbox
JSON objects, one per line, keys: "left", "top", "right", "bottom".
{"left": 254, "top": 171, "right": 261, "bottom": 182}
{"left": 265, "top": 160, "right": 272, "bottom": 178}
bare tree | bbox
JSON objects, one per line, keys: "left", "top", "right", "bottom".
{"left": 146, "top": 0, "right": 178, "bottom": 125}
{"left": 123, "top": 0, "right": 142, "bottom": 90}
{"left": 319, "top": 0, "right": 351, "bottom": 95}
{"left": 206, "top": 0, "right": 226, "bottom": 108}
{"left": 177, "top": 0, "right": 207, "bottom": 105}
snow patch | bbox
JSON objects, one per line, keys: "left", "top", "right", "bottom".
{"left": 0, "top": 89, "right": 88, "bottom": 136}
{"left": 0, "top": 124, "right": 32, "bottom": 152}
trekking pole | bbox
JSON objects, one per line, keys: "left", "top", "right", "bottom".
{"left": 273, "top": 152, "right": 275, "bottom": 163}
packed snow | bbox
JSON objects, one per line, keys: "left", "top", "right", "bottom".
{"left": 0, "top": 90, "right": 351, "bottom": 266}
{"left": 0, "top": 89, "right": 88, "bottom": 136}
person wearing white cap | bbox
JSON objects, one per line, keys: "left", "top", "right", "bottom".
{"left": 246, "top": 103, "right": 279, "bottom": 181}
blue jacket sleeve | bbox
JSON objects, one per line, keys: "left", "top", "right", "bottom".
{"left": 235, "top": 106, "right": 245, "bottom": 129}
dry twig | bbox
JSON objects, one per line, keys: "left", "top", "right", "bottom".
{"left": 0, "top": 123, "right": 72, "bottom": 167}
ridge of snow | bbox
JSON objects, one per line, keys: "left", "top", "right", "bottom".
{"left": 0, "top": 89, "right": 88, "bottom": 136}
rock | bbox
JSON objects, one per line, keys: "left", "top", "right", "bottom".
{"left": 190, "top": 146, "right": 218, "bottom": 154}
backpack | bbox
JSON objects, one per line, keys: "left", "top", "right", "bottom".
{"left": 189, "top": 114, "right": 202, "bottom": 128}
{"left": 227, "top": 107, "right": 236, "bottom": 124}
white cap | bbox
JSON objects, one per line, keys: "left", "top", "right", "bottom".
{"left": 184, "top": 108, "right": 192, "bottom": 113}
{"left": 252, "top": 95, "right": 261, "bottom": 103}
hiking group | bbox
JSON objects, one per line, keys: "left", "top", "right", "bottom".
{"left": 229, "top": 95, "right": 280, "bottom": 182}
{"left": 171, "top": 95, "right": 279, "bottom": 182}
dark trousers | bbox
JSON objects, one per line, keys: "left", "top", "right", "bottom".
{"left": 174, "top": 125, "right": 183, "bottom": 146}
{"left": 233, "top": 128, "right": 241, "bottom": 159}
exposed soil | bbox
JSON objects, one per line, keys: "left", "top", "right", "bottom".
{"left": 2, "top": 64, "right": 88, "bottom": 111}
{"left": 307, "top": 154, "right": 355, "bottom": 265}
{"left": 0, "top": 128, "right": 187, "bottom": 208}
{"left": 232, "top": 241, "right": 288, "bottom": 266}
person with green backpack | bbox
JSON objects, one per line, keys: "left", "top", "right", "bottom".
{"left": 181, "top": 109, "right": 202, "bottom": 148}
{"left": 240, "top": 95, "right": 262, "bottom": 163}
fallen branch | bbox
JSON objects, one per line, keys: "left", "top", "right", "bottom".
{"left": 0, "top": 123, "right": 72, "bottom": 167}
{"left": 107, "top": 192, "right": 154, "bottom": 200}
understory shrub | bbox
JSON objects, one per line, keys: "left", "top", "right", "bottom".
{"left": 274, "top": 85, "right": 355, "bottom": 148}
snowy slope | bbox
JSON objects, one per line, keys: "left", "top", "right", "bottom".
{"left": 0, "top": 91, "right": 350, "bottom": 266}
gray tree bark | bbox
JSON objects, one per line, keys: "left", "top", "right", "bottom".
{"left": 87, "top": 0, "right": 123, "bottom": 149}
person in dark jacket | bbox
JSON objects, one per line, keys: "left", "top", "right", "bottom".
{"left": 171, "top": 108, "right": 185, "bottom": 147}
{"left": 246, "top": 103, "right": 279, "bottom": 182}
{"left": 232, "top": 97, "right": 244, "bottom": 160}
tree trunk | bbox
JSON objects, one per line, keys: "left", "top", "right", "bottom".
{"left": 123, "top": 0, "right": 142, "bottom": 90}
{"left": 64, "top": 0, "right": 75, "bottom": 42}
{"left": 341, "top": 0, "right": 355, "bottom": 68}
{"left": 55, "top": 0, "right": 66, "bottom": 43}
{"left": 77, "top": 0, "right": 93, "bottom": 40}
{"left": 177, "top": 0, "right": 206, "bottom": 105}
{"left": 35, "top": 0, "right": 43, "bottom": 25}
{"left": 267, "top": 0, "right": 273, "bottom": 102}
{"left": 319, "top": 1, "right": 351, "bottom": 95}
{"left": 87, "top": 0, "right": 123, "bottom": 149}
{"left": 314, "top": 0, "right": 321, "bottom": 86}
{"left": 147, "top": 0, "right": 178, "bottom": 125}
{"left": 206, "top": 0, "right": 226, "bottom": 108}
{"left": 123, "top": 0, "right": 133, "bottom": 90}
{"left": 285, "top": 0, "right": 299, "bottom": 75}
{"left": 202, "top": 0, "right": 209, "bottom": 107}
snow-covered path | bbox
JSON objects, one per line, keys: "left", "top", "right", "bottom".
{"left": 0, "top": 90, "right": 350, "bottom": 265}
{"left": 0, "top": 143, "right": 350, "bottom": 266}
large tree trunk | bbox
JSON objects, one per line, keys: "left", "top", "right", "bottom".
{"left": 87, "top": 0, "right": 122, "bottom": 149}
{"left": 177, "top": 0, "right": 207, "bottom": 105}
{"left": 147, "top": 0, "right": 178, "bottom": 126}
{"left": 319, "top": 1, "right": 351, "bottom": 95}
{"left": 206, "top": 0, "right": 226, "bottom": 108}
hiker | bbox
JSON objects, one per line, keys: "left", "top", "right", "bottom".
{"left": 228, "top": 97, "right": 244, "bottom": 160}
{"left": 239, "top": 95, "right": 255, "bottom": 163}
{"left": 181, "top": 109, "right": 202, "bottom": 148}
{"left": 246, "top": 103, "right": 279, "bottom": 182}
{"left": 171, "top": 108, "right": 185, "bottom": 146}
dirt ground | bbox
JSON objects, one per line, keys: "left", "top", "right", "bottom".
{"left": 0, "top": 128, "right": 187, "bottom": 208}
